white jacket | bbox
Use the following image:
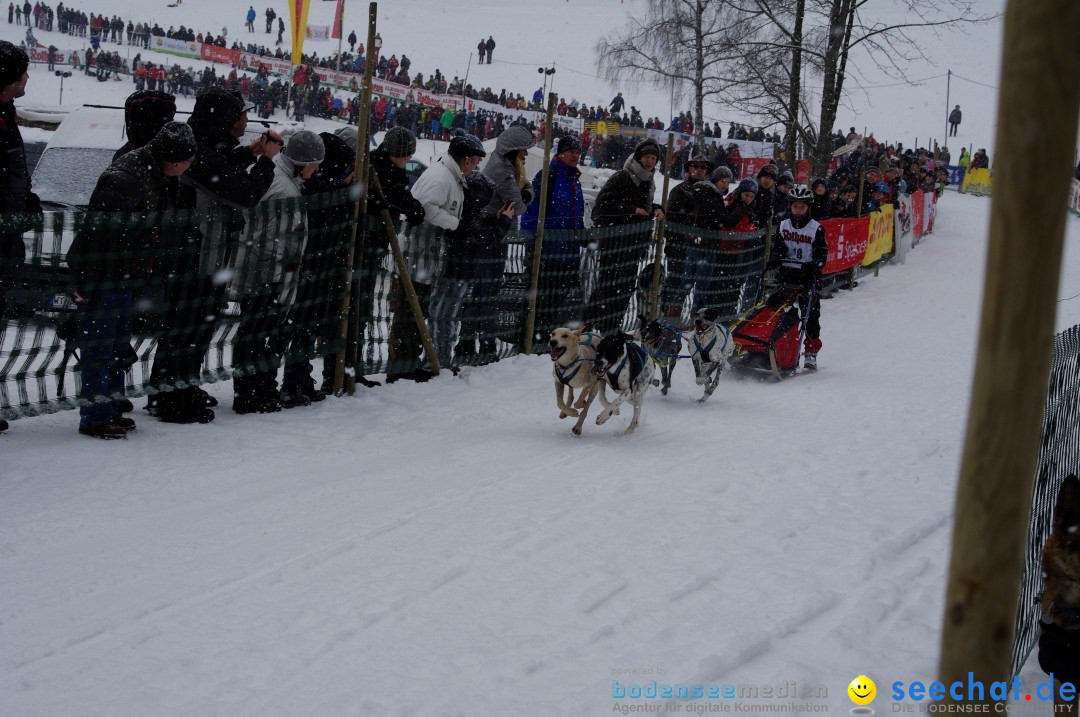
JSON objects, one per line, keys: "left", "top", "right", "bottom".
{"left": 395, "top": 153, "right": 466, "bottom": 283}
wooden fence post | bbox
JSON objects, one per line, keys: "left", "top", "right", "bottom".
{"left": 646, "top": 133, "right": 675, "bottom": 321}
{"left": 522, "top": 92, "right": 557, "bottom": 356}
{"left": 937, "top": 0, "right": 1080, "bottom": 698}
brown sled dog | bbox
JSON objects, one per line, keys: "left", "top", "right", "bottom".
{"left": 1039, "top": 474, "right": 1080, "bottom": 714}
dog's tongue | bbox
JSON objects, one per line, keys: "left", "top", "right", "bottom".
{"left": 549, "top": 346, "right": 561, "bottom": 361}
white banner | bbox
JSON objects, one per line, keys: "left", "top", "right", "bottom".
{"left": 26, "top": 46, "right": 74, "bottom": 65}
{"left": 554, "top": 114, "right": 584, "bottom": 134}
{"left": 306, "top": 25, "right": 330, "bottom": 41}
{"left": 644, "top": 129, "right": 774, "bottom": 159}
{"left": 151, "top": 35, "right": 201, "bottom": 59}
{"left": 462, "top": 96, "right": 540, "bottom": 123}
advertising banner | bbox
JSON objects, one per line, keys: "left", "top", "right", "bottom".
{"left": 740, "top": 157, "right": 772, "bottom": 179}
{"left": 820, "top": 216, "right": 870, "bottom": 275}
{"left": 26, "top": 46, "right": 72, "bottom": 65}
{"left": 961, "top": 167, "right": 992, "bottom": 196}
{"left": 152, "top": 36, "right": 201, "bottom": 59}
{"left": 862, "top": 204, "right": 895, "bottom": 266}
{"left": 306, "top": 24, "right": 330, "bottom": 41}
{"left": 912, "top": 190, "right": 927, "bottom": 239}
{"left": 554, "top": 115, "right": 584, "bottom": 134}
{"left": 794, "top": 159, "right": 810, "bottom": 185}
{"left": 944, "top": 164, "right": 966, "bottom": 189}
{"left": 200, "top": 43, "right": 240, "bottom": 65}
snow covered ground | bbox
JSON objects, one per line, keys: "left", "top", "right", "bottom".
{"left": 4, "top": 195, "right": 1080, "bottom": 715}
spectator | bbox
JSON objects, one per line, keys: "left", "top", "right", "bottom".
{"left": 609, "top": 91, "right": 624, "bottom": 115}
{"left": 476, "top": 38, "right": 485, "bottom": 64}
{"left": 809, "top": 177, "right": 831, "bottom": 220}
{"left": 231, "top": 130, "right": 324, "bottom": 413}
{"left": 663, "top": 153, "right": 728, "bottom": 318}
{"left": 522, "top": 134, "right": 586, "bottom": 342}
{"left": 386, "top": 133, "right": 484, "bottom": 382}
{"left": 146, "top": 88, "right": 280, "bottom": 423}
{"left": 753, "top": 163, "right": 778, "bottom": 228}
{"left": 587, "top": 137, "right": 664, "bottom": 334}
{"left": 484, "top": 36, "right": 494, "bottom": 64}
{"left": 348, "top": 29, "right": 356, "bottom": 52}
{"left": 113, "top": 90, "right": 176, "bottom": 160}
{"left": 66, "top": 122, "right": 197, "bottom": 438}
{"left": 971, "top": 148, "right": 989, "bottom": 169}
{"left": 948, "top": 105, "right": 961, "bottom": 137}
{"left": 0, "top": 42, "right": 39, "bottom": 435}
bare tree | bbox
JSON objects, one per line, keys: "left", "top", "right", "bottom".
{"left": 596, "top": 0, "right": 747, "bottom": 148}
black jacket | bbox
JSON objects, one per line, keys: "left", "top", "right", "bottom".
{"left": 366, "top": 145, "right": 425, "bottom": 238}
{"left": 0, "top": 101, "right": 40, "bottom": 292}
{"left": 666, "top": 177, "right": 727, "bottom": 233}
{"left": 443, "top": 173, "right": 512, "bottom": 280}
{"left": 67, "top": 145, "right": 179, "bottom": 290}
{"left": 591, "top": 159, "right": 659, "bottom": 228}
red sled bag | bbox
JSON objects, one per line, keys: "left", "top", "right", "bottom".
{"left": 729, "top": 298, "right": 803, "bottom": 374}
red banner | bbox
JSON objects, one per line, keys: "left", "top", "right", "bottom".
{"left": 200, "top": 43, "right": 240, "bottom": 65}
{"left": 740, "top": 157, "right": 771, "bottom": 179}
{"left": 912, "top": 190, "right": 926, "bottom": 239}
{"left": 820, "top": 216, "right": 870, "bottom": 275}
{"left": 794, "top": 159, "right": 810, "bottom": 185}
{"left": 331, "top": 0, "right": 343, "bottom": 39}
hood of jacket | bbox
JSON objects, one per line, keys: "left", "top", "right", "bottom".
{"left": 622, "top": 154, "right": 655, "bottom": 187}
{"left": 493, "top": 125, "right": 534, "bottom": 156}
{"left": 187, "top": 87, "right": 245, "bottom": 145}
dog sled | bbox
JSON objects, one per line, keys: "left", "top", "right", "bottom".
{"left": 728, "top": 285, "right": 814, "bottom": 381}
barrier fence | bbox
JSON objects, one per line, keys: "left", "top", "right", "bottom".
{"left": 1010, "top": 324, "right": 1080, "bottom": 677}
{"left": 0, "top": 189, "right": 785, "bottom": 421}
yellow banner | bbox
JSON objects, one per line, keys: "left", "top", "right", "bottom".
{"left": 962, "top": 167, "right": 992, "bottom": 196}
{"left": 862, "top": 203, "right": 895, "bottom": 266}
{"left": 289, "top": 0, "right": 311, "bottom": 67}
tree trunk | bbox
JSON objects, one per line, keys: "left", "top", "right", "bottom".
{"left": 694, "top": 0, "right": 705, "bottom": 149}
{"left": 784, "top": 0, "right": 805, "bottom": 170}
{"left": 811, "top": 0, "right": 855, "bottom": 176}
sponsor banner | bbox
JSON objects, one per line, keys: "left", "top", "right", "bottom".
{"left": 152, "top": 35, "right": 200, "bottom": 59}
{"left": 306, "top": 24, "right": 330, "bottom": 41}
{"left": 26, "top": 46, "right": 73, "bottom": 65}
{"left": 821, "top": 216, "right": 870, "bottom": 275}
{"left": 861, "top": 203, "right": 894, "bottom": 266}
{"left": 794, "top": 159, "right": 810, "bottom": 185}
{"left": 740, "top": 157, "right": 772, "bottom": 179}
{"left": 944, "top": 164, "right": 966, "bottom": 189}
{"left": 200, "top": 43, "right": 240, "bottom": 65}
{"left": 923, "top": 191, "right": 936, "bottom": 234}
{"left": 554, "top": 115, "right": 584, "bottom": 134}
{"left": 645, "top": 131, "right": 775, "bottom": 159}
{"left": 244, "top": 54, "right": 292, "bottom": 76}
{"left": 462, "top": 97, "right": 539, "bottom": 123}
{"left": 1070, "top": 179, "right": 1080, "bottom": 217}
{"left": 893, "top": 195, "right": 913, "bottom": 265}
{"left": 912, "top": 190, "right": 927, "bottom": 239}
{"left": 961, "top": 167, "right": 992, "bottom": 195}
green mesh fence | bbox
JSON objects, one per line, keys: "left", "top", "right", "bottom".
{"left": 0, "top": 195, "right": 768, "bottom": 421}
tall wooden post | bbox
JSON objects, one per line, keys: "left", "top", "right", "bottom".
{"left": 333, "top": 1, "right": 377, "bottom": 396}
{"left": 646, "top": 133, "right": 675, "bottom": 320}
{"left": 522, "top": 92, "right": 557, "bottom": 356}
{"left": 937, "top": 0, "right": 1080, "bottom": 697}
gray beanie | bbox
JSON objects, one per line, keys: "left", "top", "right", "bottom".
{"left": 285, "top": 130, "right": 325, "bottom": 166}
{"left": 381, "top": 126, "right": 417, "bottom": 158}
{"left": 147, "top": 121, "right": 197, "bottom": 163}
{"left": 333, "top": 125, "right": 358, "bottom": 152}
{"left": 710, "top": 165, "right": 733, "bottom": 183}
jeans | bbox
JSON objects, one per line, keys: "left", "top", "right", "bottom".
{"left": 78, "top": 289, "right": 134, "bottom": 429}
{"left": 427, "top": 276, "right": 471, "bottom": 368}
{"left": 664, "top": 243, "right": 717, "bottom": 317}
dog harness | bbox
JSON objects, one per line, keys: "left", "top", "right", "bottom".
{"left": 554, "top": 333, "right": 602, "bottom": 386}
{"left": 644, "top": 322, "right": 684, "bottom": 368}
{"left": 690, "top": 326, "right": 730, "bottom": 360}
{"left": 606, "top": 342, "right": 649, "bottom": 392}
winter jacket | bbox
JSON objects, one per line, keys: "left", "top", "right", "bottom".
{"left": 481, "top": 125, "right": 535, "bottom": 219}
{"left": 231, "top": 152, "right": 306, "bottom": 300}
{"left": 591, "top": 155, "right": 658, "bottom": 228}
{"left": 723, "top": 194, "right": 758, "bottom": 232}
{"left": 403, "top": 152, "right": 466, "bottom": 282}
{"left": 521, "top": 157, "right": 584, "bottom": 265}
{"left": 666, "top": 177, "right": 727, "bottom": 234}
{"left": 443, "top": 173, "right": 512, "bottom": 281}
{"left": 366, "top": 145, "right": 425, "bottom": 234}
{"left": 949, "top": 108, "right": 961, "bottom": 125}
{"left": 753, "top": 184, "right": 775, "bottom": 228}
{"left": 179, "top": 88, "right": 275, "bottom": 277}
{"left": 0, "top": 100, "right": 38, "bottom": 293}
{"left": 67, "top": 145, "right": 178, "bottom": 291}
{"left": 971, "top": 151, "right": 989, "bottom": 169}
{"left": 958, "top": 150, "right": 970, "bottom": 169}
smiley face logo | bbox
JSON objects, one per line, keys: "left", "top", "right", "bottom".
{"left": 848, "top": 675, "right": 876, "bottom": 706}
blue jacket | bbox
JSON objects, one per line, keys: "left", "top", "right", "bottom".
{"left": 521, "top": 158, "right": 584, "bottom": 265}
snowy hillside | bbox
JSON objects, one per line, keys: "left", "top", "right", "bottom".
{"left": 4, "top": 194, "right": 1080, "bottom": 715}
{"left": 2, "top": 0, "right": 1008, "bottom": 154}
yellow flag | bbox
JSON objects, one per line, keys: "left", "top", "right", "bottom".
{"left": 289, "top": 0, "right": 312, "bottom": 67}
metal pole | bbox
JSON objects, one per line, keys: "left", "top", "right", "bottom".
{"left": 937, "top": 0, "right": 1080, "bottom": 698}
{"left": 522, "top": 91, "right": 557, "bottom": 356}
{"left": 646, "top": 133, "right": 675, "bottom": 320}
{"left": 333, "top": 1, "right": 378, "bottom": 396}
{"left": 460, "top": 52, "right": 472, "bottom": 110}
{"left": 944, "top": 69, "right": 951, "bottom": 145}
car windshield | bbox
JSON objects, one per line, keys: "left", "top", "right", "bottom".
{"left": 32, "top": 147, "right": 117, "bottom": 209}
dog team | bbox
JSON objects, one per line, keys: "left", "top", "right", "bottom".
{"left": 548, "top": 307, "right": 735, "bottom": 436}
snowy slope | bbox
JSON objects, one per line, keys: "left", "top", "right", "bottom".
{"left": 3, "top": 197, "right": 1080, "bottom": 716}
{"left": 1, "top": 0, "right": 1009, "bottom": 154}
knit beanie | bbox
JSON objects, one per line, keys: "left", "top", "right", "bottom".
{"left": 0, "top": 41, "right": 29, "bottom": 90}
{"left": 147, "top": 121, "right": 197, "bottom": 163}
{"left": 381, "top": 126, "right": 417, "bottom": 158}
{"left": 556, "top": 134, "right": 581, "bottom": 155}
{"left": 633, "top": 138, "right": 661, "bottom": 161}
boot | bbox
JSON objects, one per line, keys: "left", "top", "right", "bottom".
{"left": 110, "top": 415, "right": 137, "bottom": 431}
{"left": 79, "top": 422, "right": 128, "bottom": 439}
{"left": 0, "top": 419, "right": 8, "bottom": 433}
{"left": 157, "top": 389, "right": 216, "bottom": 423}
{"left": 803, "top": 352, "right": 817, "bottom": 370}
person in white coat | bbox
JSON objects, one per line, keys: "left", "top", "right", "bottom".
{"left": 231, "top": 129, "right": 324, "bottom": 412}
{"left": 387, "top": 133, "right": 486, "bottom": 382}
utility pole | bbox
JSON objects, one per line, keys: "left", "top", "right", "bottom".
{"left": 944, "top": 69, "right": 951, "bottom": 146}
